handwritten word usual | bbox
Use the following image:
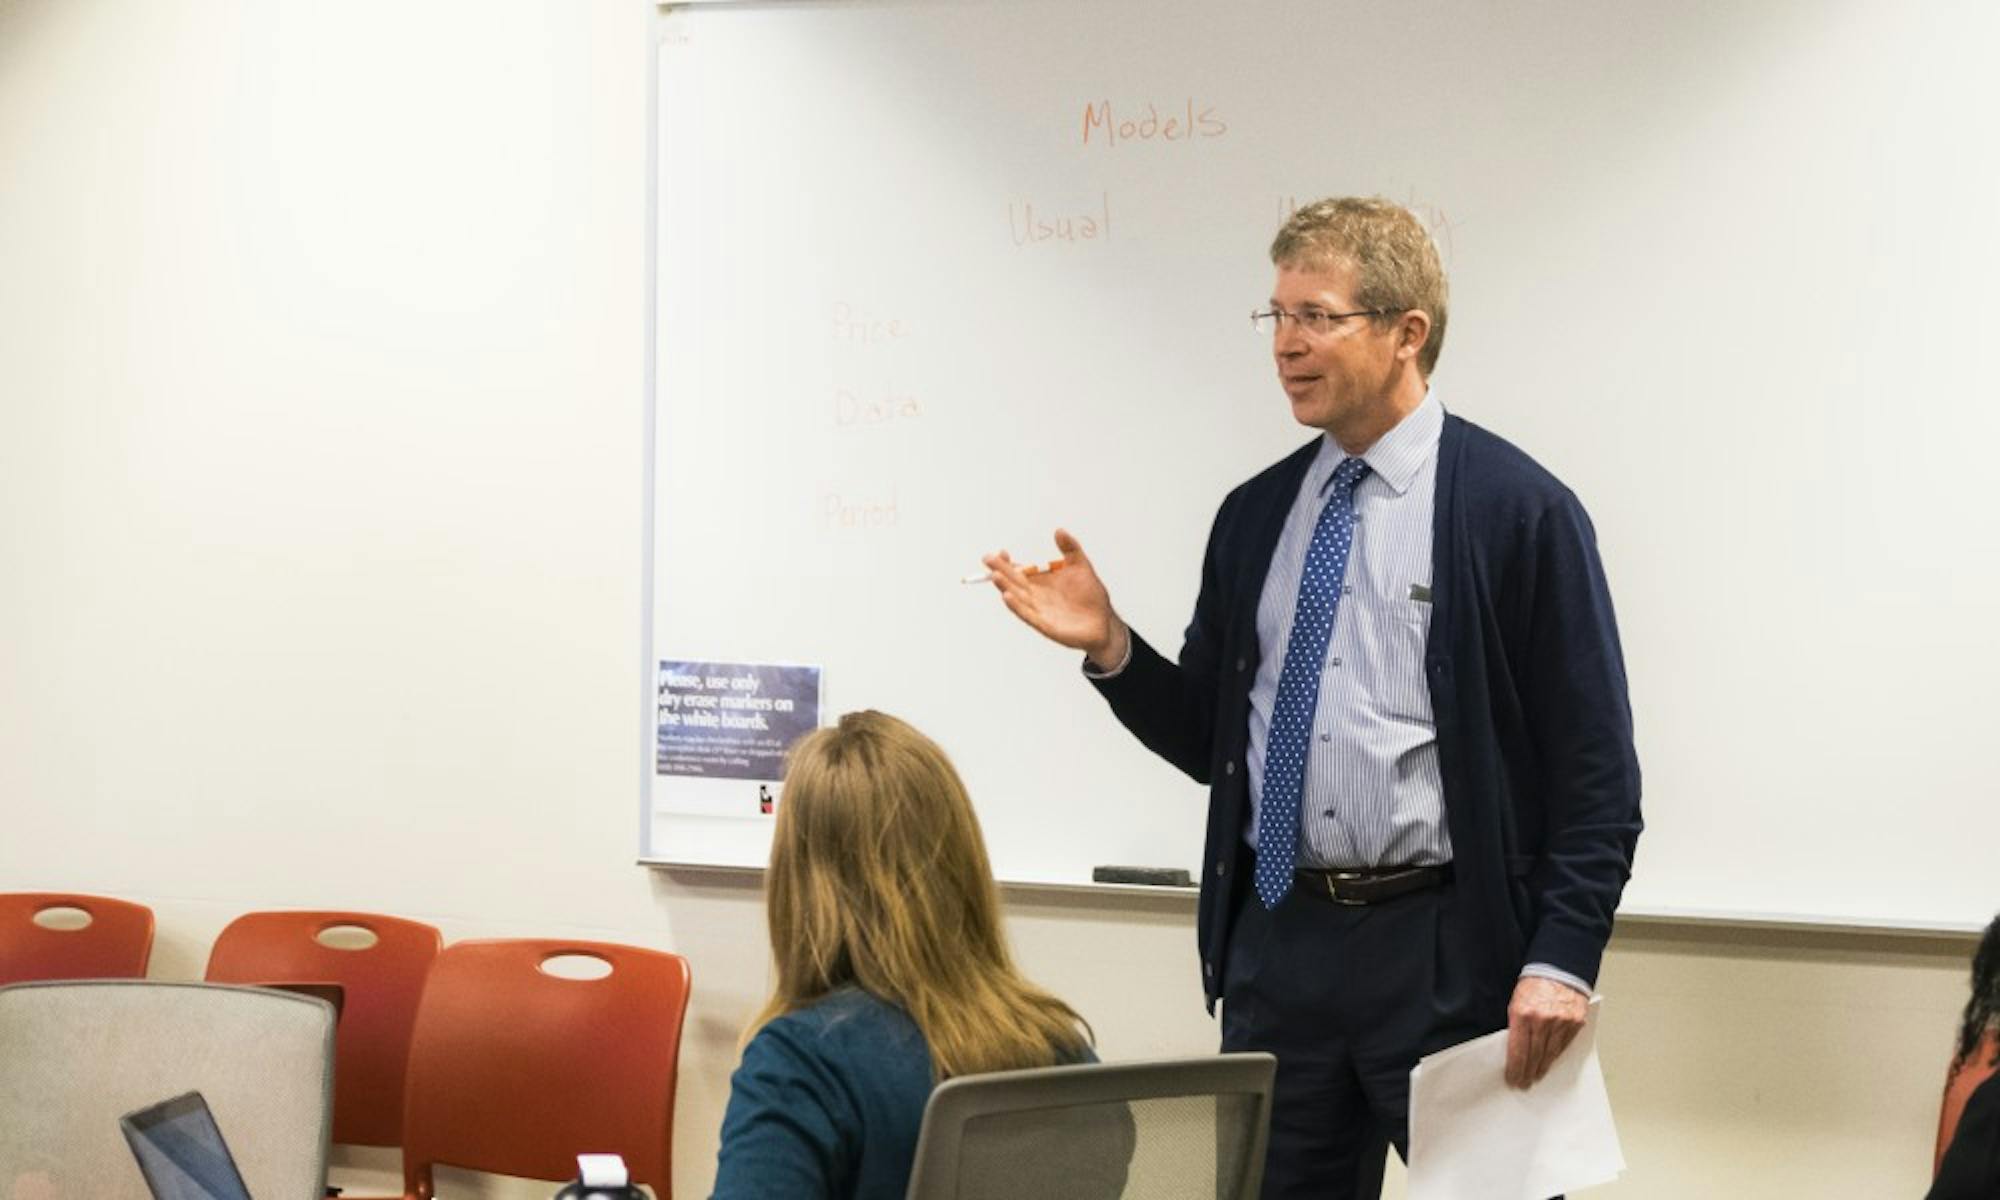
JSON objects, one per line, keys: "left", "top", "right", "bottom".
{"left": 1009, "top": 193, "right": 1111, "bottom": 247}
{"left": 1082, "top": 99, "right": 1226, "bottom": 148}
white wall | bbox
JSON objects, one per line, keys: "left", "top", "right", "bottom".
{"left": 0, "top": 3, "right": 1978, "bottom": 1197}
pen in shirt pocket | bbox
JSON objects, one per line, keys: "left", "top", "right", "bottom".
{"left": 1409, "top": 583, "right": 1433, "bottom": 604}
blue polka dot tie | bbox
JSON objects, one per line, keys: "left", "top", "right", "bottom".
{"left": 1256, "top": 456, "right": 1370, "bottom": 909}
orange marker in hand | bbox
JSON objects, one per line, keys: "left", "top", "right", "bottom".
{"left": 960, "top": 557, "right": 1068, "bottom": 585}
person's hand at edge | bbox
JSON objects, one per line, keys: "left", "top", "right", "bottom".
{"left": 982, "top": 528, "right": 1128, "bottom": 669}
{"left": 1503, "top": 975, "right": 1588, "bottom": 1088}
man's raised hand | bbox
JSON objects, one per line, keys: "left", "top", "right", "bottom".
{"left": 982, "top": 529, "right": 1129, "bottom": 670}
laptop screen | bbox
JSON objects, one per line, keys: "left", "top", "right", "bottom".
{"left": 119, "top": 1092, "right": 253, "bottom": 1200}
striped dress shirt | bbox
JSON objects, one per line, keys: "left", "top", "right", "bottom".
{"left": 1245, "top": 391, "right": 1449, "bottom": 869}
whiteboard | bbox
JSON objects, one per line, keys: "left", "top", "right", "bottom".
{"left": 645, "top": 0, "right": 2000, "bottom": 930}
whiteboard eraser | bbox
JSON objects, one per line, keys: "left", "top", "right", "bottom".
{"left": 1093, "top": 866, "right": 1194, "bottom": 887}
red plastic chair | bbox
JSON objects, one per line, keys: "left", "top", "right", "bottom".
{"left": 204, "top": 910, "right": 442, "bottom": 1148}
{"left": 0, "top": 892, "right": 154, "bottom": 984}
{"left": 394, "top": 938, "right": 691, "bottom": 1200}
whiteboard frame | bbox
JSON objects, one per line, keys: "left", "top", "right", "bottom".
{"left": 635, "top": 860, "right": 1987, "bottom": 938}
{"left": 638, "top": 10, "right": 663, "bottom": 860}
{"left": 636, "top": 0, "right": 2000, "bottom": 935}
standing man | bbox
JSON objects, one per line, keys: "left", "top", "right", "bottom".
{"left": 983, "top": 197, "right": 1641, "bottom": 1198}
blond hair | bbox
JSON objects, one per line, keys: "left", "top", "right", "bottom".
{"left": 1270, "top": 196, "right": 1450, "bottom": 376}
{"left": 749, "top": 710, "right": 1090, "bottom": 1078}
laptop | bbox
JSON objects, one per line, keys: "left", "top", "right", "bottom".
{"left": 119, "top": 1092, "right": 253, "bottom": 1200}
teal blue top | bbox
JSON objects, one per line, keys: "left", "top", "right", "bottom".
{"left": 710, "top": 987, "right": 1092, "bottom": 1200}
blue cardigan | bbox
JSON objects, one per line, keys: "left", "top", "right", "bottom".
{"left": 1094, "top": 413, "right": 1643, "bottom": 1015}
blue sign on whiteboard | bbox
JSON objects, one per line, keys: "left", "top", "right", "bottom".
{"left": 655, "top": 660, "right": 822, "bottom": 782}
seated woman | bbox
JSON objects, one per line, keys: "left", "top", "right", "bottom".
{"left": 711, "top": 711, "right": 1103, "bottom": 1200}
{"left": 1932, "top": 912, "right": 2000, "bottom": 1194}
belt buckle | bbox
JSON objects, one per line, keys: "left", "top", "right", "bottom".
{"left": 1326, "top": 870, "right": 1369, "bottom": 906}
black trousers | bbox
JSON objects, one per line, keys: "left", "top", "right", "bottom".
{"left": 1219, "top": 876, "right": 1498, "bottom": 1200}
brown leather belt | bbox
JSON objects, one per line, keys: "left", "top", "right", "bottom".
{"left": 1296, "top": 864, "right": 1453, "bottom": 906}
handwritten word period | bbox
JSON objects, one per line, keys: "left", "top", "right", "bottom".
{"left": 821, "top": 488, "right": 900, "bottom": 530}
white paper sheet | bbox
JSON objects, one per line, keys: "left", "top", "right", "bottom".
{"left": 1406, "top": 996, "right": 1624, "bottom": 1200}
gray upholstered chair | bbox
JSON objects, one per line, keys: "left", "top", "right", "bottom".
{"left": 904, "top": 1052, "right": 1276, "bottom": 1200}
{"left": 0, "top": 980, "right": 335, "bottom": 1200}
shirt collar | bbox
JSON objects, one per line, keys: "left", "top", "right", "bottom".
{"left": 1311, "top": 389, "right": 1443, "bottom": 498}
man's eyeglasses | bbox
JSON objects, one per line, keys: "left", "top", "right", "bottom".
{"left": 1250, "top": 307, "right": 1394, "bottom": 336}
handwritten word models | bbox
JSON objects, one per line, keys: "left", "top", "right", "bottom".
{"left": 1082, "top": 99, "right": 1226, "bottom": 148}
{"left": 1009, "top": 193, "right": 1111, "bottom": 247}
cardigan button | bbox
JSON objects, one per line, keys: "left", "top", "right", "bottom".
{"left": 1223, "top": 761, "right": 1235, "bottom": 776}
{"left": 1214, "top": 860, "right": 1228, "bottom": 877}
{"left": 1236, "top": 657, "right": 1248, "bottom": 672}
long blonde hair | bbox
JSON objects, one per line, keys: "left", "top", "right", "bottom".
{"left": 749, "top": 710, "right": 1090, "bottom": 1078}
